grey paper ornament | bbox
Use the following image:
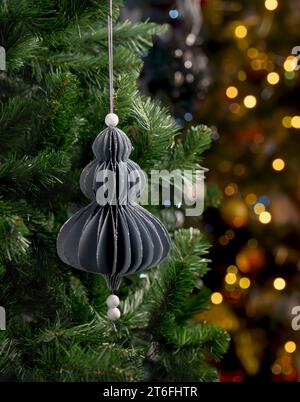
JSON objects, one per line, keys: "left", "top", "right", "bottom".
{"left": 57, "top": 120, "right": 170, "bottom": 291}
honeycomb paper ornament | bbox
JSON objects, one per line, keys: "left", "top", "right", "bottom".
{"left": 57, "top": 117, "right": 170, "bottom": 291}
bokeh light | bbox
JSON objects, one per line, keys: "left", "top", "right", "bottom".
{"left": 235, "top": 25, "right": 248, "bottom": 39}
{"left": 267, "top": 72, "right": 280, "bottom": 85}
{"left": 273, "top": 277, "right": 286, "bottom": 290}
{"left": 211, "top": 292, "right": 223, "bottom": 305}
{"left": 283, "top": 56, "right": 297, "bottom": 72}
{"left": 264, "top": 0, "right": 278, "bottom": 11}
{"left": 226, "top": 86, "right": 238, "bottom": 99}
{"left": 243, "top": 95, "right": 257, "bottom": 108}
{"left": 259, "top": 211, "right": 272, "bottom": 224}
{"left": 284, "top": 341, "right": 296, "bottom": 353}
{"left": 239, "top": 277, "right": 251, "bottom": 289}
{"left": 291, "top": 116, "right": 300, "bottom": 129}
{"left": 272, "top": 158, "right": 285, "bottom": 171}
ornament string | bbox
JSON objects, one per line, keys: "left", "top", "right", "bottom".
{"left": 108, "top": 0, "right": 114, "bottom": 114}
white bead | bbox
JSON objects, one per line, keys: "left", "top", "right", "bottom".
{"left": 106, "top": 294, "right": 120, "bottom": 308}
{"left": 105, "top": 113, "right": 119, "bottom": 127}
{"left": 107, "top": 307, "right": 121, "bottom": 321}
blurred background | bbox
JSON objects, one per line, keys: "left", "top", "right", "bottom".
{"left": 122, "top": 0, "right": 300, "bottom": 381}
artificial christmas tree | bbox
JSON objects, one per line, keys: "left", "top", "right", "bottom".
{"left": 0, "top": 0, "right": 228, "bottom": 381}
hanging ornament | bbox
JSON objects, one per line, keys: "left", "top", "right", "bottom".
{"left": 56, "top": 0, "right": 170, "bottom": 320}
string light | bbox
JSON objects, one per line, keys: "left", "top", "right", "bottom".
{"left": 238, "top": 70, "right": 247, "bottom": 81}
{"left": 264, "top": 0, "right": 278, "bottom": 11}
{"left": 239, "top": 277, "right": 251, "bottom": 289}
{"left": 226, "top": 86, "right": 238, "bottom": 99}
{"left": 272, "top": 158, "right": 285, "bottom": 171}
{"left": 259, "top": 211, "right": 272, "bottom": 224}
{"left": 174, "top": 49, "right": 183, "bottom": 58}
{"left": 229, "top": 103, "right": 241, "bottom": 114}
{"left": 246, "top": 193, "right": 257, "bottom": 205}
{"left": 284, "top": 341, "right": 296, "bottom": 354}
{"left": 169, "top": 9, "right": 179, "bottom": 19}
{"left": 244, "top": 95, "right": 257, "bottom": 108}
{"left": 225, "top": 183, "right": 238, "bottom": 196}
{"left": 273, "top": 277, "right": 286, "bottom": 290}
{"left": 235, "top": 25, "right": 248, "bottom": 39}
{"left": 267, "top": 72, "right": 280, "bottom": 85}
{"left": 225, "top": 273, "right": 237, "bottom": 285}
{"left": 247, "top": 48, "right": 259, "bottom": 59}
{"left": 211, "top": 292, "right": 223, "bottom": 305}
{"left": 251, "top": 59, "right": 262, "bottom": 71}
{"left": 291, "top": 116, "right": 300, "bottom": 129}
{"left": 282, "top": 116, "right": 292, "bottom": 128}
{"left": 271, "top": 363, "right": 282, "bottom": 375}
{"left": 227, "top": 265, "right": 238, "bottom": 274}
{"left": 254, "top": 203, "right": 266, "bottom": 214}
{"left": 284, "top": 56, "right": 297, "bottom": 72}
{"left": 184, "top": 60, "right": 192, "bottom": 69}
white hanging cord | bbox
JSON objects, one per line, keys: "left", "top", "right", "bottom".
{"left": 108, "top": 0, "right": 114, "bottom": 114}
{"left": 105, "top": 0, "right": 119, "bottom": 127}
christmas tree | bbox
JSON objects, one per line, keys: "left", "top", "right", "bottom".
{"left": 0, "top": 0, "right": 228, "bottom": 381}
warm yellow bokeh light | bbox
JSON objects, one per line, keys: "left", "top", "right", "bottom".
{"left": 247, "top": 48, "right": 259, "bottom": 59}
{"left": 239, "top": 277, "right": 251, "bottom": 289}
{"left": 225, "top": 273, "right": 237, "bottom": 285}
{"left": 229, "top": 103, "right": 241, "bottom": 114}
{"left": 254, "top": 203, "right": 266, "bottom": 215}
{"left": 284, "top": 341, "right": 296, "bottom": 354}
{"left": 244, "top": 95, "right": 257, "bottom": 108}
{"left": 267, "top": 72, "right": 280, "bottom": 85}
{"left": 211, "top": 292, "right": 223, "bottom": 305}
{"left": 273, "top": 277, "right": 286, "bottom": 290}
{"left": 291, "top": 116, "right": 300, "bottom": 129}
{"left": 284, "top": 56, "right": 297, "bottom": 72}
{"left": 282, "top": 116, "right": 292, "bottom": 128}
{"left": 238, "top": 70, "right": 247, "bottom": 81}
{"left": 246, "top": 193, "right": 257, "bottom": 205}
{"left": 259, "top": 211, "right": 272, "bottom": 224}
{"left": 264, "top": 0, "right": 278, "bottom": 11}
{"left": 225, "top": 183, "right": 238, "bottom": 196}
{"left": 227, "top": 265, "right": 238, "bottom": 274}
{"left": 271, "top": 363, "right": 282, "bottom": 375}
{"left": 235, "top": 25, "right": 248, "bottom": 39}
{"left": 272, "top": 158, "right": 285, "bottom": 171}
{"left": 226, "top": 86, "right": 238, "bottom": 99}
